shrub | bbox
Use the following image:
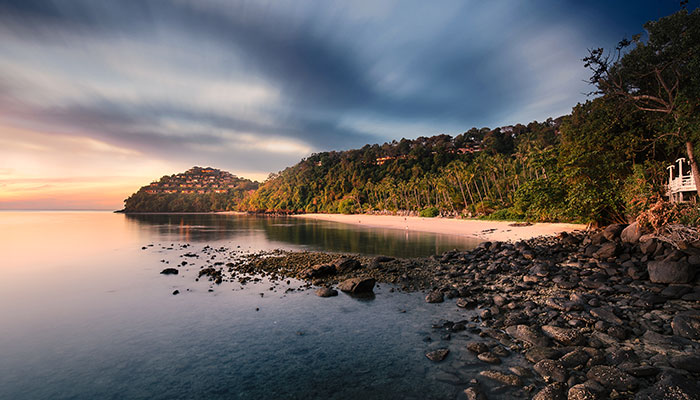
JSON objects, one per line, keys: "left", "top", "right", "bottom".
{"left": 419, "top": 207, "right": 439, "bottom": 218}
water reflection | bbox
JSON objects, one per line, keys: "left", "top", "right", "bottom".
{"left": 124, "top": 213, "right": 480, "bottom": 257}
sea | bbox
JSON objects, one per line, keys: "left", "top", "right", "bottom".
{"left": 0, "top": 211, "right": 507, "bottom": 400}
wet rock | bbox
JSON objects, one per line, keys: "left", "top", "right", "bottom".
{"left": 373, "top": 256, "right": 394, "bottom": 263}
{"left": 425, "top": 291, "right": 444, "bottom": 303}
{"left": 479, "top": 370, "right": 522, "bottom": 386}
{"left": 160, "top": 268, "right": 179, "bottom": 275}
{"left": 463, "top": 385, "right": 487, "bottom": 400}
{"left": 337, "top": 277, "right": 375, "bottom": 294}
{"left": 671, "top": 311, "right": 700, "bottom": 340}
{"left": 647, "top": 260, "right": 694, "bottom": 284}
{"left": 315, "top": 287, "right": 338, "bottom": 297}
{"left": 506, "top": 324, "right": 550, "bottom": 347}
{"left": 172, "top": 290, "right": 179, "bottom": 295}
{"left": 585, "top": 365, "right": 637, "bottom": 392}
{"left": 456, "top": 297, "right": 476, "bottom": 308}
{"left": 542, "top": 325, "right": 585, "bottom": 346}
{"left": 533, "top": 382, "right": 568, "bottom": 400}
{"left": 466, "top": 341, "right": 489, "bottom": 354}
{"left": 425, "top": 348, "right": 449, "bottom": 362}
{"left": 477, "top": 352, "right": 501, "bottom": 364}
{"left": 303, "top": 263, "right": 336, "bottom": 279}
{"left": 534, "top": 359, "right": 567, "bottom": 383}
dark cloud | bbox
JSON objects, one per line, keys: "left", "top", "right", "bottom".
{"left": 0, "top": 0, "right": 694, "bottom": 176}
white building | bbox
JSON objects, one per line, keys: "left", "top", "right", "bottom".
{"left": 667, "top": 158, "right": 697, "bottom": 202}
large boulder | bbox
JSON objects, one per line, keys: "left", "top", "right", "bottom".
{"left": 647, "top": 260, "right": 694, "bottom": 284}
{"left": 621, "top": 221, "right": 643, "bottom": 244}
{"left": 603, "top": 224, "right": 627, "bottom": 241}
{"left": 671, "top": 311, "right": 700, "bottom": 340}
{"left": 337, "top": 277, "right": 376, "bottom": 293}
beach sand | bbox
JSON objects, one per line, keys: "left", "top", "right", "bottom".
{"left": 295, "top": 214, "right": 587, "bottom": 242}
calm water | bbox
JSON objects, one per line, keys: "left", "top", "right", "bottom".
{"left": 0, "top": 212, "right": 490, "bottom": 400}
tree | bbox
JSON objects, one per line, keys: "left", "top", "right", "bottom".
{"left": 584, "top": 9, "right": 700, "bottom": 195}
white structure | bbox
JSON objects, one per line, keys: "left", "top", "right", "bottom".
{"left": 667, "top": 158, "right": 697, "bottom": 202}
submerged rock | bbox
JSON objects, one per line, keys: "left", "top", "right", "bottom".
{"left": 160, "top": 268, "right": 179, "bottom": 275}
{"left": 425, "top": 348, "right": 449, "bottom": 362}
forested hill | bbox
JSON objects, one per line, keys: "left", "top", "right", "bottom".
{"left": 122, "top": 167, "right": 259, "bottom": 212}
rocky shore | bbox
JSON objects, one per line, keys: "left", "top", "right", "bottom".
{"left": 161, "top": 222, "right": 700, "bottom": 399}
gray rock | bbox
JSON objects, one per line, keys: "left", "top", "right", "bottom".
{"left": 669, "top": 354, "right": 700, "bottom": 373}
{"left": 337, "top": 277, "right": 375, "bottom": 293}
{"left": 466, "top": 341, "right": 489, "bottom": 354}
{"left": 505, "top": 324, "right": 550, "bottom": 347}
{"left": 463, "top": 385, "right": 487, "bottom": 400}
{"left": 633, "top": 370, "right": 700, "bottom": 400}
{"left": 334, "top": 258, "right": 361, "bottom": 273}
{"left": 542, "top": 325, "right": 585, "bottom": 346}
{"left": 586, "top": 365, "right": 637, "bottom": 391}
{"left": 648, "top": 260, "right": 694, "bottom": 284}
{"left": 621, "top": 222, "right": 643, "bottom": 244}
{"left": 477, "top": 352, "right": 501, "bottom": 364}
{"left": 639, "top": 236, "right": 657, "bottom": 255}
{"left": 671, "top": 311, "right": 700, "bottom": 340}
{"left": 590, "top": 307, "right": 623, "bottom": 325}
{"left": 560, "top": 348, "right": 590, "bottom": 368}
{"left": 534, "top": 359, "right": 567, "bottom": 383}
{"left": 525, "top": 346, "right": 562, "bottom": 363}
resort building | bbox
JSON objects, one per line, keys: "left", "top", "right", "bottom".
{"left": 667, "top": 158, "right": 697, "bottom": 202}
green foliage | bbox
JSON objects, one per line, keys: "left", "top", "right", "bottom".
{"left": 419, "top": 207, "right": 439, "bottom": 218}
{"left": 481, "top": 208, "right": 525, "bottom": 221}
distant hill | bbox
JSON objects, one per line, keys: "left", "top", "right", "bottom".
{"left": 122, "top": 167, "right": 259, "bottom": 212}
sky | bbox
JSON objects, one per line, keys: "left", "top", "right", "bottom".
{"left": 0, "top": 0, "right": 694, "bottom": 209}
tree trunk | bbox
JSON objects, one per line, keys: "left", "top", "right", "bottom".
{"left": 686, "top": 141, "right": 700, "bottom": 198}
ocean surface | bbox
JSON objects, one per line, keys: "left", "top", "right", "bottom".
{"left": 0, "top": 211, "right": 493, "bottom": 400}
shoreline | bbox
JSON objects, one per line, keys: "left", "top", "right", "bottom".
{"left": 295, "top": 213, "right": 588, "bottom": 242}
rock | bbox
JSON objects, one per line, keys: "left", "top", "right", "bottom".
{"left": 560, "top": 348, "right": 590, "bottom": 368}
{"left": 586, "top": 365, "right": 637, "bottom": 391}
{"left": 172, "top": 290, "right": 179, "bottom": 295}
{"left": 634, "top": 370, "right": 700, "bottom": 400}
{"left": 542, "top": 325, "right": 585, "bottom": 346}
{"left": 534, "top": 359, "right": 568, "bottom": 383}
{"left": 621, "top": 222, "right": 643, "bottom": 244}
{"left": 374, "top": 256, "right": 394, "bottom": 263}
{"left": 456, "top": 297, "right": 476, "bottom": 308}
{"left": 479, "top": 370, "right": 522, "bottom": 386}
{"left": 160, "top": 268, "right": 179, "bottom": 275}
{"left": 477, "top": 352, "right": 501, "bottom": 364}
{"left": 425, "top": 291, "right": 444, "bottom": 303}
{"left": 671, "top": 311, "right": 700, "bottom": 340}
{"left": 315, "top": 287, "right": 338, "bottom": 297}
{"left": 567, "top": 384, "right": 599, "bottom": 400}
{"left": 533, "top": 382, "right": 568, "bottom": 400}
{"left": 590, "top": 307, "right": 623, "bottom": 325}
{"left": 334, "top": 258, "right": 361, "bottom": 273}
{"left": 525, "top": 346, "right": 562, "bottom": 363}
{"left": 639, "top": 236, "right": 657, "bottom": 255}
{"left": 669, "top": 354, "right": 700, "bottom": 373}
{"left": 648, "top": 260, "right": 694, "bottom": 284}
{"left": 594, "top": 242, "right": 619, "bottom": 259}
{"left": 425, "top": 348, "right": 449, "bottom": 362}
{"left": 303, "top": 263, "right": 336, "bottom": 279}
{"left": 463, "top": 386, "right": 487, "bottom": 400}
{"left": 505, "top": 324, "right": 550, "bottom": 347}
{"left": 603, "top": 224, "right": 627, "bottom": 241}
{"left": 466, "top": 341, "right": 489, "bottom": 354}
{"left": 337, "top": 277, "right": 375, "bottom": 293}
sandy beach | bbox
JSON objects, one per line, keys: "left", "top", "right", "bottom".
{"left": 295, "top": 214, "right": 587, "bottom": 242}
